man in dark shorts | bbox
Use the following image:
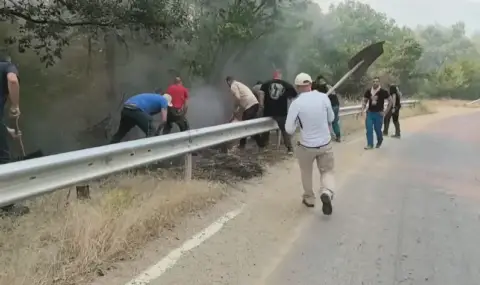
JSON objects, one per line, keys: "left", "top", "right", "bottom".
{"left": 361, "top": 77, "right": 391, "bottom": 149}
{"left": 163, "top": 77, "right": 190, "bottom": 134}
{"left": 383, "top": 84, "right": 402, "bottom": 138}
{"left": 0, "top": 53, "right": 30, "bottom": 216}
{"left": 110, "top": 90, "right": 171, "bottom": 143}
{"left": 259, "top": 70, "right": 297, "bottom": 154}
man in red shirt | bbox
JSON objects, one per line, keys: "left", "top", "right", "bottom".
{"left": 162, "top": 76, "right": 190, "bottom": 134}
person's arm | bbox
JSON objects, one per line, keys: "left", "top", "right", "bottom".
{"left": 231, "top": 84, "right": 241, "bottom": 113}
{"left": 361, "top": 90, "right": 369, "bottom": 113}
{"left": 183, "top": 88, "right": 189, "bottom": 113}
{"left": 155, "top": 107, "right": 168, "bottom": 135}
{"left": 7, "top": 64, "right": 20, "bottom": 116}
{"left": 327, "top": 84, "right": 336, "bottom": 95}
{"left": 391, "top": 93, "right": 397, "bottom": 110}
{"left": 384, "top": 91, "right": 392, "bottom": 114}
{"left": 285, "top": 101, "right": 299, "bottom": 135}
{"left": 325, "top": 95, "right": 335, "bottom": 124}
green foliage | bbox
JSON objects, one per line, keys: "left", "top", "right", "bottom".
{"left": 3, "top": 0, "right": 480, "bottom": 108}
{"left": 0, "top": 0, "right": 190, "bottom": 66}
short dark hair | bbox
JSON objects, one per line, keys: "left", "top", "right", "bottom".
{"left": 389, "top": 84, "right": 398, "bottom": 94}
{"left": 373, "top": 76, "right": 380, "bottom": 80}
{"left": 154, "top": 87, "right": 163, "bottom": 94}
{"left": 225, "top": 76, "right": 233, "bottom": 82}
{"left": 256, "top": 80, "right": 262, "bottom": 85}
{"left": 316, "top": 75, "right": 325, "bottom": 81}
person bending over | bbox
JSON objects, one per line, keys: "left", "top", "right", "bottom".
{"left": 110, "top": 90, "right": 172, "bottom": 143}
{"left": 226, "top": 76, "right": 265, "bottom": 150}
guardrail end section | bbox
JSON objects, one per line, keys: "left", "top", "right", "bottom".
{"left": 184, "top": 153, "right": 193, "bottom": 181}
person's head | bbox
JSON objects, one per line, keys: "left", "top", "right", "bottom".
{"left": 372, "top": 77, "right": 381, "bottom": 89}
{"left": 154, "top": 87, "right": 163, "bottom": 94}
{"left": 162, "top": 93, "right": 173, "bottom": 107}
{"left": 316, "top": 75, "right": 327, "bottom": 85}
{"left": 294, "top": 72, "right": 313, "bottom": 93}
{"left": 174, "top": 76, "right": 182, "bottom": 85}
{"left": 389, "top": 84, "right": 398, "bottom": 94}
{"left": 225, "top": 76, "right": 234, "bottom": 87}
{"left": 273, "top": 70, "right": 282, "bottom": 80}
{"left": 256, "top": 80, "right": 263, "bottom": 85}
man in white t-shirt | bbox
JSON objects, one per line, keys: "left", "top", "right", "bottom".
{"left": 285, "top": 72, "right": 335, "bottom": 215}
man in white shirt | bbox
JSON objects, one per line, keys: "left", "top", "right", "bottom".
{"left": 226, "top": 76, "right": 265, "bottom": 150}
{"left": 285, "top": 73, "right": 335, "bottom": 215}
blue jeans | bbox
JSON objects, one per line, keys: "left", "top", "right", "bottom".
{"left": 331, "top": 106, "right": 341, "bottom": 139}
{"left": 365, "top": 111, "right": 383, "bottom": 147}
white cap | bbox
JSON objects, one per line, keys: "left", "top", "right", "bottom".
{"left": 163, "top": 93, "right": 173, "bottom": 107}
{"left": 294, "top": 73, "right": 313, "bottom": 86}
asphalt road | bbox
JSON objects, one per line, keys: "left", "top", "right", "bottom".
{"left": 265, "top": 110, "right": 480, "bottom": 285}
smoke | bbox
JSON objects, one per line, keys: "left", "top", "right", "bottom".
{"left": 186, "top": 85, "right": 232, "bottom": 128}
{"left": 19, "top": 0, "right": 339, "bottom": 154}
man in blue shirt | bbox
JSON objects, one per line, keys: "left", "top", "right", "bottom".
{"left": 110, "top": 90, "right": 172, "bottom": 143}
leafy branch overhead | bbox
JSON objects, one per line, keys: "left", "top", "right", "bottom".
{"left": 0, "top": 0, "right": 190, "bottom": 65}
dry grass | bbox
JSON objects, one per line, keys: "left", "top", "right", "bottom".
{"left": 0, "top": 175, "right": 227, "bottom": 285}
{"left": 0, "top": 102, "right": 433, "bottom": 285}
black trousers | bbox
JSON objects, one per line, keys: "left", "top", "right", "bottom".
{"left": 261, "top": 115, "right": 293, "bottom": 149}
{"left": 239, "top": 104, "right": 265, "bottom": 148}
{"left": 110, "top": 107, "right": 156, "bottom": 143}
{"left": 162, "top": 107, "right": 190, "bottom": 135}
{"left": 0, "top": 123, "right": 12, "bottom": 211}
{"left": 383, "top": 108, "right": 401, "bottom": 135}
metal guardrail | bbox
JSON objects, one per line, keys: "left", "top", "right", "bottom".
{"left": 0, "top": 100, "right": 418, "bottom": 207}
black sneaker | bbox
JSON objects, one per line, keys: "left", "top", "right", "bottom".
{"left": 302, "top": 199, "right": 315, "bottom": 208}
{"left": 320, "top": 192, "right": 333, "bottom": 215}
{"left": 335, "top": 137, "right": 341, "bottom": 143}
{"left": 391, "top": 134, "right": 401, "bottom": 139}
{"left": 287, "top": 148, "right": 294, "bottom": 155}
{"left": 376, "top": 140, "right": 383, "bottom": 148}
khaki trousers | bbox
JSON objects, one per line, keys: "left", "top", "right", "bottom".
{"left": 296, "top": 143, "right": 335, "bottom": 205}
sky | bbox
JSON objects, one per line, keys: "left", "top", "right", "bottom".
{"left": 315, "top": 0, "right": 480, "bottom": 33}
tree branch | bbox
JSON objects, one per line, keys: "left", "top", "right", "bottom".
{"left": 0, "top": 8, "right": 113, "bottom": 27}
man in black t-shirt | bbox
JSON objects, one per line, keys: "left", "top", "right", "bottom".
{"left": 383, "top": 84, "right": 402, "bottom": 138}
{"left": 0, "top": 54, "right": 29, "bottom": 216}
{"left": 259, "top": 71, "right": 297, "bottom": 154}
{"left": 361, "top": 77, "right": 391, "bottom": 149}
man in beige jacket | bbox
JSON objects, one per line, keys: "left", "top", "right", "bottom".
{"left": 226, "top": 76, "right": 265, "bottom": 150}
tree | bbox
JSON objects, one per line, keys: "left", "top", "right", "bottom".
{"left": 0, "top": 0, "right": 191, "bottom": 65}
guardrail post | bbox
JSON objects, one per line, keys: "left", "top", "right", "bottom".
{"left": 276, "top": 130, "right": 281, "bottom": 149}
{"left": 76, "top": 185, "right": 91, "bottom": 200}
{"left": 184, "top": 153, "right": 192, "bottom": 181}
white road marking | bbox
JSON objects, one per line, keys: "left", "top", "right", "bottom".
{"left": 125, "top": 205, "right": 245, "bottom": 285}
